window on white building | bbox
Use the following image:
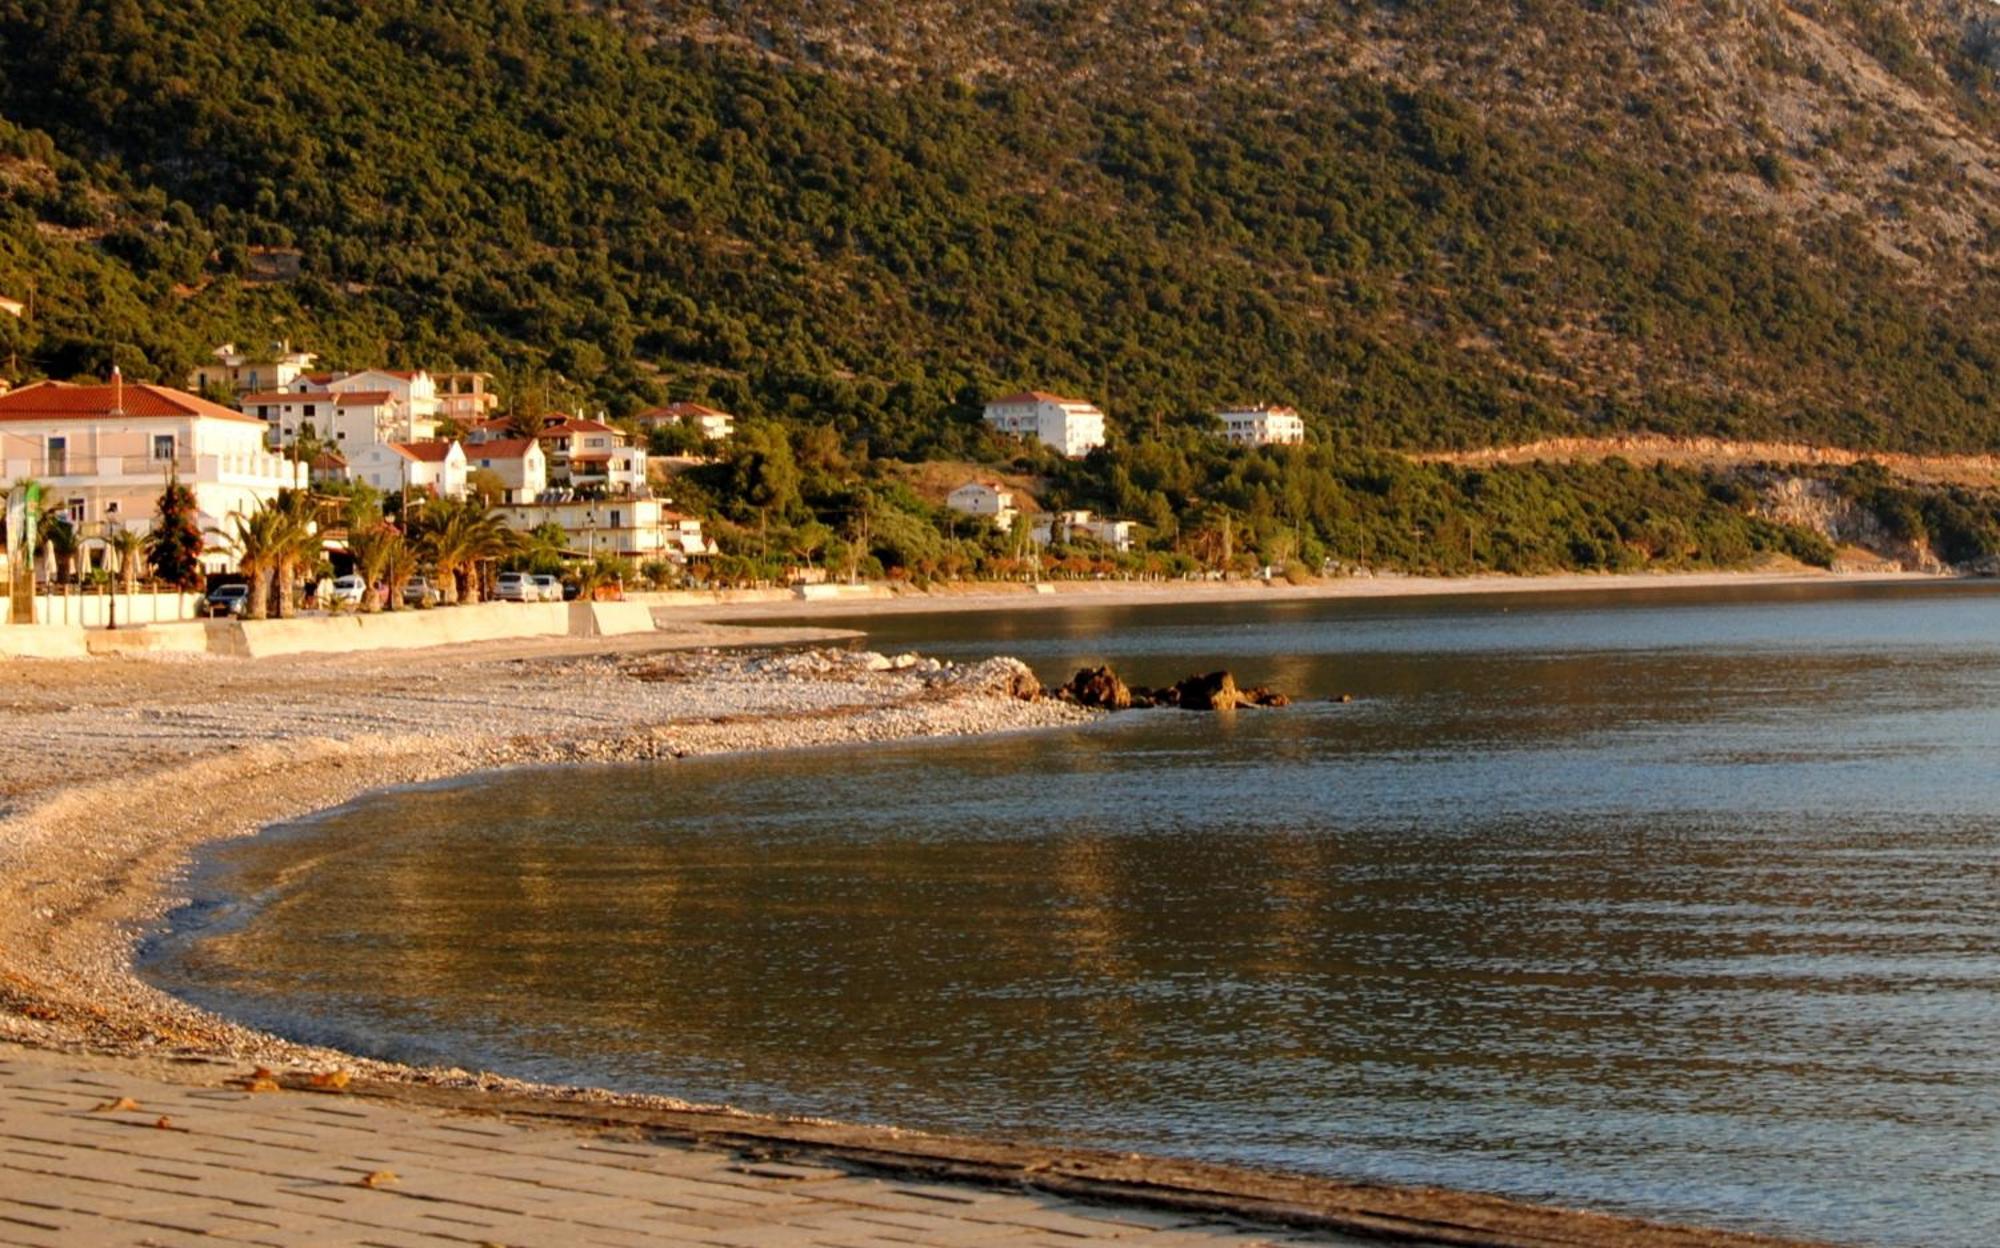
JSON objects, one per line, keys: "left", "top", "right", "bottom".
{"left": 152, "top": 434, "right": 176, "bottom": 460}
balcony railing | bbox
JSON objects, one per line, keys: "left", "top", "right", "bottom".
{"left": 1, "top": 452, "right": 305, "bottom": 486}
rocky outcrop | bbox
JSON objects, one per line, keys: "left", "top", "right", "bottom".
{"left": 1056, "top": 666, "right": 1292, "bottom": 713}
{"left": 1060, "top": 666, "right": 1133, "bottom": 710}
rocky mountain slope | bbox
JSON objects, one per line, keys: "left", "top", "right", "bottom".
{"left": 4, "top": 1, "right": 2000, "bottom": 456}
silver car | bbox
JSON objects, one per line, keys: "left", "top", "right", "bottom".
{"left": 495, "top": 572, "right": 537, "bottom": 602}
{"left": 531, "top": 574, "right": 563, "bottom": 602}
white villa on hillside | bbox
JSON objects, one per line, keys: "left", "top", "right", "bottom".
{"left": 946, "top": 481, "right": 1020, "bottom": 531}
{"left": 1218, "top": 404, "right": 1306, "bottom": 447}
{"left": 632, "top": 402, "right": 736, "bottom": 442}
{"left": 473, "top": 415, "right": 648, "bottom": 493}
{"left": 465, "top": 438, "right": 547, "bottom": 504}
{"left": 1033, "top": 509, "right": 1134, "bottom": 552}
{"left": 981, "top": 391, "right": 1107, "bottom": 458}
{"left": 0, "top": 379, "right": 306, "bottom": 571}
{"left": 497, "top": 497, "right": 714, "bottom": 561}
{"left": 348, "top": 440, "right": 468, "bottom": 500}
{"left": 188, "top": 342, "right": 318, "bottom": 396}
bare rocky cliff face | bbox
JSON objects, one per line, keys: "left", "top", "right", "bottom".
{"left": 1757, "top": 474, "right": 1947, "bottom": 570}
{"left": 605, "top": 0, "right": 2000, "bottom": 291}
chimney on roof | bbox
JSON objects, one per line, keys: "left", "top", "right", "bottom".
{"left": 111, "top": 365, "right": 123, "bottom": 416}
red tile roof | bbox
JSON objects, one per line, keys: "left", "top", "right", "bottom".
{"left": 311, "top": 450, "right": 348, "bottom": 470}
{"left": 538, "top": 417, "right": 618, "bottom": 436}
{"left": 237, "top": 390, "right": 313, "bottom": 406}
{"left": 988, "top": 390, "right": 1090, "bottom": 407}
{"left": 636, "top": 402, "right": 732, "bottom": 421}
{"left": 388, "top": 440, "right": 459, "bottom": 463}
{"left": 333, "top": 391, "right": 395, "bottom": 406}
{"left": 470, "top": 438, "right": 537, "bottom": 459}
{"left": 0, "top": 380, "right": 263, "bottom": 425}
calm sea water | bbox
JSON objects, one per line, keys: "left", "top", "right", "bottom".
{"left": 143, "top": 582, "right": 2000, "bottom": 1246}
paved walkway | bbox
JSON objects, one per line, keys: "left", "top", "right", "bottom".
{"left": 0, "top": 1046, "right": 1376, "bottom": 1248}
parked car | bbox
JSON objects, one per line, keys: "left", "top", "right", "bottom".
{"left": 204, "top": 584, "right": 251, "bottom": 618}
{"left": 402, "top": 576, "right": 443, "bottom": 607}
{"left": 495, "top": 572, "right": 537, "bottom": 602}
{"left": 531, "top": 574, "right": 563, "bottom": 602}
{"left": 329, "top": 575, "right": 367, "bottom": 607}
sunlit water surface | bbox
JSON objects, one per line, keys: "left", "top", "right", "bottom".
{"left": 144, "top": 582, "right": 2000, "bottom": 1246}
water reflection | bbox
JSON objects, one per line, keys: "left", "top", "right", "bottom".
{"left": 144, "top": 582, "right": 2000, "bottom": 1247}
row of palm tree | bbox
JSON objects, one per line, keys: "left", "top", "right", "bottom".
{"left": 217, "top": 489, "right": 320, "bottom": 620}
{"left": 219, "top": 491, "right": 523, "bottom": 617}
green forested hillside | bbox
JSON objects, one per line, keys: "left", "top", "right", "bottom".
{"left": 8, "top": 0, "right": 2000, "bottom": 579}
{"left": 5, "top": 0, "right": 2000, "bottom": 456}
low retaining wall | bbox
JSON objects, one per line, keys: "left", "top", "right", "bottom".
{"left": 0, "top": 624, "right": 89, "bottom": 659}
{"left": 85, "top": 621, "right": 218, "bottom": 658}
{"left": 221, "top": 602, "right": 574, "bottom": 658}
{"left": 630, "top": 589, "right": 798, "bottom": 611}
{"left": 567, "top": 601, "right": 658, "bottom": 637}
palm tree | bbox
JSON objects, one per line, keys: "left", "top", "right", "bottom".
{"left": 219, "top": 505, "right": 288, "bottom": 621}
{"left": 412, "top": 497, "right": 517, "bottom": 605}
{"left": 268, "top": 489, "right": 319, "bottom": 619}
{"left": 106, "top": 525, "right": 146, "bottom": 595}
{"left": 382, "top": 532, "right": 418, "bottom": 612}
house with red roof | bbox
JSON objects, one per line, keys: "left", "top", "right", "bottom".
{"left": 347, "top": 439, "right": 468, "bottom": 501}
{"left": 631, "top": 401, "right": 735, "bottom": 442}
{"left": 0, "top": 378, "right": 307, "bottom": 571}
{"left": 981, "top": 390, "right": 1107, "bottom": 458}
{"left": 464, "top": 437, "right": 546, "bottom": 503}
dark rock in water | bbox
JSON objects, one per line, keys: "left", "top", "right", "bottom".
{"left": 1174, "top": 670, "right": 1244, "bottom": 711}
{"left": 1332, "top": 692, "right": 1354, "bottom": 704}
{"left": 1243, "top": 686, "right": 1291, "bottom": 708}
{"left": 1062, "top": 665, "right": 1133, "bottom": 710}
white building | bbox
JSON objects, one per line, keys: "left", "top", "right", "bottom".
{"left": 632, "top": 402, "right": 736, "bottom": 442}
{"left": 347, "top": 440, "right": 468, "bottom": 500}
{"left": 1217, "top": 404, "right": 1306, "bottom": 447}
{"left": 981, "top": 391, "right": 1107, "bottom": 458}
{"left": 946, "top": 481, "right": 1019, "bottom": 531}
{"left": 0, "top": 379, "right": 307, "bottom": 572}
{"left": 1032, "top": 509, "right": 1134, "bottom": 552}
{"left": 464, "top": 438, "right": 547, "bottom": 504}
{"left": 301, "top": 369, "right": 442, "bottom": 438}
{"left": 188, "top": 342, "right": 318, "bottom": 396}
{"left": 496, "top": 497, "right": 714, "bottom": 561}
{"left": 238, "top": 388, "right": 428, "bottom": 450}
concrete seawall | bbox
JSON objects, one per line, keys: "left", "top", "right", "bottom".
{"left": 2, "top": 600, "right": 665, "bottom": 660}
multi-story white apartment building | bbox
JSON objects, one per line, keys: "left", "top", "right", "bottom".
{"left": 237, "top": 388, "right": 430, "bottom": 450}
{"left": 187, "top": 342, "right": 318, "bottom": 396}
{"left": 1217, "top": 404, "right": 1306, "bottom": 447}
{"left": 495, "top": 498, "right": 714, "bottom": 561}
{"left": 981, "top": 391, "right": 1107, "bottom": 458}
{"left": 0, "top": 379, "right": 306, "bottom": 571}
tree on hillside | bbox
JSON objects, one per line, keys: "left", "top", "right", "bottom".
{"left": 147, "top": 474, "right": 204, "bottom": 589}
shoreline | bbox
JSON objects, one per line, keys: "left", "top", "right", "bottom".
{"left": 665, "top": 567, "right": 1968, "bottom": 622}
{"left": 0, "top": 627, "right": 1821, "bottom": 1247}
